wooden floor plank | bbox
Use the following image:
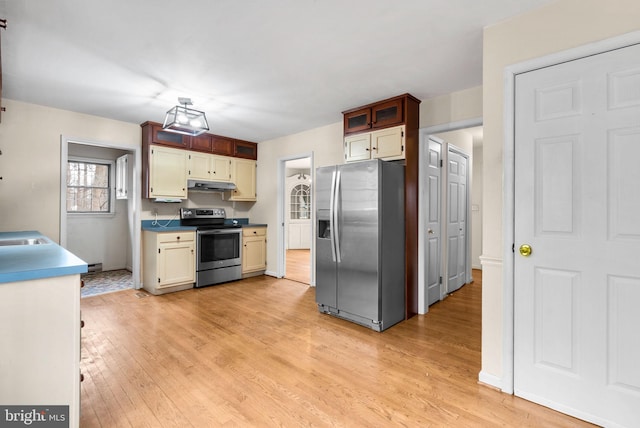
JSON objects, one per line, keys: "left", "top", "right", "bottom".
{"left": 80, "top": 271, "right": 594, "bottom": 427}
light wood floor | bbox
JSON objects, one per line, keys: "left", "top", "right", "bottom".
{"left": 79, "top": 271, "right": 593, "bottom": 427}
{"left": 285, "top": 249, "right": 311, "bottom": 284}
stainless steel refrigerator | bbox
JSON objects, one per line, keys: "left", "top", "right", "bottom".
{"left": 315, "top": 159, "right": 405, "bottom": 332}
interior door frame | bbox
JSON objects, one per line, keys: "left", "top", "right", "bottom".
{"left": 60, "top": 136, "right": 142, "bottom": 289}
{"left": 418, "top": 120, "right": 481, "bottom": 314}
{"left": 276, "top": 152, "right": 315, "bottom": 285}
{"left": 502, "top": 30, "right": 640, "bottom": 394}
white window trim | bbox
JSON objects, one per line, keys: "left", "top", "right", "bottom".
{"left": 67, "top": 156, "right": 116, "bottom": 216}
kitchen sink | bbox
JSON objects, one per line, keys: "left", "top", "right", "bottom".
{"left": 0, "top": 238, "right": 50, "bottom": 246}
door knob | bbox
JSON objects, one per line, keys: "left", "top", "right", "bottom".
{"left": 427, "top": 228, "right": 434, "bottom": 234}
{"left": 519, "top": 244, "right": 532, "bottom": 257}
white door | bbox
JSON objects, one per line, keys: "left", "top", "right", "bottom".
{"left": 446, "top": 149, "right": 467, "bottom": 293}
{"left": 425, "top": 138, "right": 442, "bottom": 306}
{"left": 514, "top": 43, "right": 640, "bottom": 427}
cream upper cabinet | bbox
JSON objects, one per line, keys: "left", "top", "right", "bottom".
{"left": 188, "top": 152, "right": 232, "bottom": 182}
{"left": 149, "top": 145, "right": 187, "bottom": 198}
{"left": 371, "top": 125, "right": 405, "bottom": 160}
{"left": 344, "top": 133, "right": 372, "bottom": 162}
{"left": 187, "top": 151, "right": 211, "bottom": 180}
{"left": 230, "top": 158, "right": 257, "bottom": 201}
{"left": 211, "top": 155, "right": 232, "bottom": 182}
{"left": 344, "top": 125, "right": 405, "bottom": 163}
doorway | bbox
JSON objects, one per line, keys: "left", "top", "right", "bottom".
{"left": 278, "top": 154, "right": 314, "bottom": 285}
{"left": 418, "top": 125, "right": 481, "bottom": 313}
{"left": 60, "top": 137, "right": 142, "bottom": 291}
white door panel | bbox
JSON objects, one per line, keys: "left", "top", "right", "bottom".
{"left": 447, "top": 150, "right": 467, "bottom": 293}
{"left": 514, "top": 42, "right": 640, "bottom": 428}
{"left": 425, "top": 138, "right": 442, "bottom": 306}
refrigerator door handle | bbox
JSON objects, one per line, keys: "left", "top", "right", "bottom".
{"left": 329, "top": 170, "right": 337, "bottom": 262}
{"left": 334, "top": 170, "right": 342, "bottom": 263}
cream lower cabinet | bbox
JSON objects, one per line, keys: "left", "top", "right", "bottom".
{"left": 149, "top": 145, "right": 188, "bottom": 198}
{"left": 344, "top": 125, "right": 405, "bottom": 163}
{"left": 242, "top": 227, "right": 266, "bottom": 277}
{"left": 143, "top": 230, "right": 195, "bottom": 295}
{"left": 230, "top": 158, "right": 257, "bottom": 201}
{"left": 0, "top": 275, "right": 82, "bottom": 427}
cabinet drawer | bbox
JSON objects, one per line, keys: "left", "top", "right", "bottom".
{"left": 243, "top": 227, "right": 266, "bottom": 237}
{"left": 157, "top": 232, "right": 195, "bottom": 244}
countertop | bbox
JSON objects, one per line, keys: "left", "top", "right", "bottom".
{"left": 142, "top": 219, "right": 267, "bottom": 232}
{"left": 0, "top": 231, "right": 88, "bottom": 284}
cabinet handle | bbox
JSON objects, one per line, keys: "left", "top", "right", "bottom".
{"left": 371, "top": 146, "right": 377, "bottom": 150}
{"left": 253, "top": 231, "right": 257, "bottom": 234}
{"left": 365, "top": 148, "right": 370, "bottom": 151}
{"left": 80, "top": 373, "right": 84, "bottom": 382}
{"left": 81, "top": 320, "right": 85, "bottom": 328}
{"left": 176, "top": 236, "right": 180, "bottom": 240}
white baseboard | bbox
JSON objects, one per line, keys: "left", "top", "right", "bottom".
{"left": 478, "top": 370, "right": 503, "bottom": 391}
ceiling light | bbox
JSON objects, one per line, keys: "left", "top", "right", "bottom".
{"left": 163, "top": 97, "right": 209, "bottom": 136}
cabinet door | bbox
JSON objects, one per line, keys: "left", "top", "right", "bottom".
{"left": 116, "top": 154, "right": 129, "bottom": 199}
{"left": 344, "top": 133, "right": 372, "bottom": 162}
{"left": 234, "top": 140, "right": 258, "bottom": 160}
{"left": 371, "top": 98, "right": 403, "bottom": 129}
{"left": 243, "top": 235, "right": 266, "bottom": 273}
{"left": 151, "top": 125, "right": 189, "bottom": 148}
{"left": 344, "top": 107, "right": 371, "bottom": 134}
{"left": 211, "top": 135, "right": 234, "bottom": 156}
{"left": 371, "top": 125, "right": 405, "bottom": 160}
{"left": 230, "top": 159, "right": 256, "bottom": 201}
{"left": 149, "top": 146, "right": 187, "bottom": 198}
{"left": 189, "top": 133, "right": 213, "bottom": 152}
{"left": 158, "top": 240, "right": 195, "bottom": 287}
{"left": 187, "top": 151, "right": 212, "bottom": 180}
{"left": 211, "top": 155, "right": 232, "bottom": 182}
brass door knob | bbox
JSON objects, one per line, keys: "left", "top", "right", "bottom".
{"left": 519, "top": 244, "right": 532, "bottom": 257}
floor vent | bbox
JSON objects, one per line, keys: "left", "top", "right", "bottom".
{"left": 87, "top": 263, "right": 103, "bottom": 273}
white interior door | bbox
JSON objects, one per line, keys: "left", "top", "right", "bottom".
{"left": 446, "top": 149, "right": 467, "bottom": 293}
{"left": 514, "top": 43, "right": 640, "bottom": 428}
{"left": 425, "top": 138, "right": 442, "bottom": 306}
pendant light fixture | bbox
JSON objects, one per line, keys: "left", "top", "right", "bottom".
{"left": 162, "top": 97, "right": 209, "bottom": 136}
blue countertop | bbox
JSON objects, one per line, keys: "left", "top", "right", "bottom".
{"left": 141, "top": 218, "right": 265, "bottom": 232}
{"left": 0, "top": 231, "right": 88, "bottom": 284}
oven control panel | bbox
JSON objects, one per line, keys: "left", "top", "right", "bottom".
{"left": 180, "top": 208, "right": 226, "bottom": 219}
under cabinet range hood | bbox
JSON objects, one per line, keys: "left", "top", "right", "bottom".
{"left": 187, "top": 179, "right": 237, "bottom": 192}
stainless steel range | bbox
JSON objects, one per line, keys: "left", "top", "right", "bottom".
{"left": 180, "top": 208, "right": 242, "bottom": 287}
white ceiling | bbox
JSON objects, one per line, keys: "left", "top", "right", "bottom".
{"left": 0, "top": 0, "right": 554, "bottom": 142}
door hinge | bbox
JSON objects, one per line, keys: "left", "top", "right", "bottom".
{"left": 512, "top": 243, "right": 515, "bottom": 253}
{"left": 157, "top": 278, "right": 160, "bottom": 283}
{"left": 439, "top": 276, "right": 443, "bottom": 284}
{"left": 158, "top": 248, "right": 161, "bottom": 254}
{"left": 401, "top": 131, "right": 404, "bottom": 138}
{"left": 401, "top": 145, "right": 404, "bottom": 152}
{"left": 440, "top": 159, "right": 443, "bottom": 167}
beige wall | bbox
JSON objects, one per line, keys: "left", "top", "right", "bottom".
{"left": 252, "top": 122, "right": 344, "bottom": 276}
{"left": 420, "top": 86, "right": 482, "bottom": 127}
{"left": 0, "top": 99, "right": 140, "bottom": 241}
{"left": 482, "top": 0, "right": 640, "bottom": 384}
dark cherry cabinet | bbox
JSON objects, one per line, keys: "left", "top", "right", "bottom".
{"left": 189, "top": 133, "right": 213, "bottom": 152}
{"left": 211, "top": 135, "right": 234, "bottom": 156}
{"left": 141, "top": 122, "right": 257, "bottom": 159}
{"left": 342, "top": 94, "right": 415, "bottom": 135}
{"left": 234, "top": 140, "right": 258, "bottom": 160}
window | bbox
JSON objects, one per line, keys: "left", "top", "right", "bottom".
{"left": 290, "top": 184, "right": 311, "bottom": 220}
{"left": 67, "top": 159, "right": 112, "bottom": 213}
